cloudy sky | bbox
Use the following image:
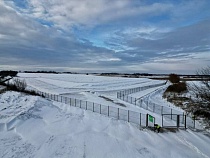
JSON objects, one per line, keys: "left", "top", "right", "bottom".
{"left": 0, "top": 0, "right": 210, "bottom": 74}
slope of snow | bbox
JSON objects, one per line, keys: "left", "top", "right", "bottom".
{"left": 1, "top": 73, "right": 210, "bottom": 157}
{"left": 17, "top": 73, "right": 161, "bottom": 94}
{"left": 0, "top": 92, "right": 210, "bottom": 158}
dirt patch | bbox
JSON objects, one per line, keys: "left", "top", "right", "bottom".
{"left": 99, "top": 96, "right": 113, "bottom": 102}
{"left": 146, "top": 126, "right": 179, "bottom": 133}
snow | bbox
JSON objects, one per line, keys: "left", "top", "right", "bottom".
{"left": 1, "top": 73, "right": 210, "bottom": 158}
{"left": 0, "top": 85, "right": 6, "bottom": 92}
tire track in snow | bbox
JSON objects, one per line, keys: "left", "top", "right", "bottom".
{"left": 175, "top": 134, "right": 209, "bottom": 158}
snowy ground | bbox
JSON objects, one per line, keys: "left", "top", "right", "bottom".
{"left": 0, "top": 73, "right": 210, "bottom": 158}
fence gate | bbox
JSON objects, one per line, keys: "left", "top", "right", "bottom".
{"left": 162, "top": 114, "right": 186, "bottom": 129}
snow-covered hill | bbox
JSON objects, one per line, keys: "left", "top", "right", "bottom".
{"left": 1, "top": 73, "right": 210, "bottom": 158}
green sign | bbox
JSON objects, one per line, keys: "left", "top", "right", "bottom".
{"left": 149, "top": 115, "right": 153, "bottom": 123}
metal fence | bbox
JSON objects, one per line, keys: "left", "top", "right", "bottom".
{"left": 162, "top": 114, "right": 186, "bottom": 128}
{"left": 34, "top": 90, "right": 151, "bottom": 128}
{"left": 0, "top": 80, "right": 200, "bottom": 130}
{"left": 116, "top": 83, "right": 198, "bottom": 129}
{"left": 117, "top": 82, "right": 166, "bottom": 97}
{"left": 117, "top": 83, "right": 183, "bottom": 116}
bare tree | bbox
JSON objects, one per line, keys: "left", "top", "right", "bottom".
{"left": 191, "top": 66, "right": 210, "bottom": 103}
{"left": 188, "top": 66, "right": 210, "bottom": 121}
{"left": 13, "top": 78, "right": 27, "bottom": 91}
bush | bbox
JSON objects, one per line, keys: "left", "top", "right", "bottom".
{"left": 194, "top": 109, "right": 210, "bottom": 119}
{"left": 165, "top": 82, "right": 187, "bottom": 93}
{"left": 168, "top": 74, "right": 180, "bottom": 84}
{"left": 13, "top": 78, "right": 27, "bottom": 91}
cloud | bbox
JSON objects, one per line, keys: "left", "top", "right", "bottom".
{"left": 5, "top": 0, "right": 173, "bottom": 29}
{"left": 1, "top": 0, "right": 210, "bottom": 73}
{"left": 0, "top": 1, "right": 120, "bottom": 70}
{"left": 120, "top": 19, "right": 210, "bottom": 53}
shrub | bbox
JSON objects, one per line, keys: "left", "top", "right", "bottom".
{"left": 168, "top": 73, "right": 180, "bottom": 84}
{"left": 165, "top": 82, "right": 187, "bottom": 93}
{"left": 194, "top": 109, "right": 210, "bottom": 119}
{"left": 13, "top": 78, "right": 27, "bottom": 91}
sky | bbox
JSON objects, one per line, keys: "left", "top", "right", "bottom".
{"left": 0, "top": 0, "right": 210, "bottom": 74}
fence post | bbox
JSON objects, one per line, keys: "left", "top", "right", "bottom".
{"left": 93, "top": 103, "right": 94, "bottom": 112}
{"left": 100, "top": 104, "right": 101, "bottom": 114}
{"left": 146, "top": 114, "right": 148, "bottom": 127}
{"left": 108, "top": 106, "right": 109, "bottom": 116}
{"left": 75, "top": 99, "right": 76, "bottom": 107}
{"left": 118, "top": 108, "right": 119, "bottom": 119}
{"left": 171, "top": 109, "right": 172, "bottom": 120}
{"left": 182, "top": 112, "right": 184, "bottom": 124}
{"left": 80, "top": 100, "right": 82, "bottom": 108}
{"left": 61, "top": 96, "right": 62, "bottom": 102}
{"left": 161, "top": 106, "right": 163, "bottom": 115}
{"left": 139, "top": 113, "right": 141, "bottom": 128}
{"left": 128, "top": 110, "right": 129, "bottom": 122}
{"left": 177, "top": 115, "right": 180, "bottom": 129}
{"left": 185, "top": 115, "right": 187, "bottom": 129}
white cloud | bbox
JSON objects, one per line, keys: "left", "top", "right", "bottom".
{"left": 1, "top": 0, "right": 210, "bottom": 74}
{"left": 5, "top": 0, "right": 173, "bottom": 30}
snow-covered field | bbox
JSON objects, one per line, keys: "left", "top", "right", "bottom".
{"left": 0, "top": 73, "right": 210, "bottom": 158}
